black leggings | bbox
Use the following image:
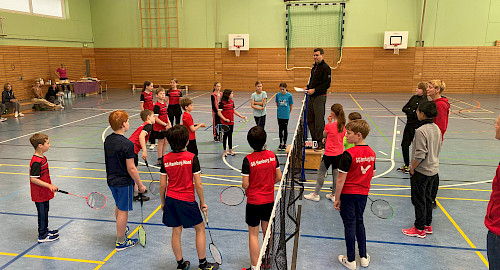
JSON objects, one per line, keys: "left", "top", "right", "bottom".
{"left": 222, "top": 125, "right": 234, "bottom": 150}
{"left": 254, "top": 115, "right": 266, "bottom": 129}
{"left": 401, "top": 124, "right": 417, "bottom": 166}
{"left": 167, "top": 104, "right": 181, "bottom": 125}
{"left": 278, "top": 118, "right": 289, "bottom": 145}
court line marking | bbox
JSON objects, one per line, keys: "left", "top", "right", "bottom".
{"left": 0, "top": 252, "right": 104, "bottom": 265}
{"left": 372, "top": 116, "right": 397, "bottom": 179}
{"left": 437, "top": 200, "right": 489, "bottom": 267}
{"left": 349, "top": 94, "right": 364, "bottom": 111}
{"left": 0, "top": 111, "right": 110, "bottom": 144}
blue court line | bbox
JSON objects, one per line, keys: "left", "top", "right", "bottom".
{"left": 0, "top": 152, "right": 104, "bottom": 203}
{"left": 0, "top": 211, "right": 486, "bottom": 253}
{"left": 0, "top": 220, "right": 73, "bottom": 270}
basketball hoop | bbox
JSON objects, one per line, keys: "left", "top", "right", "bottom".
{"left": 393, "top": 43, "right": 400, "bottom": 55}
{"left": 235, "top": 45, "right": 241, "bottom": 57}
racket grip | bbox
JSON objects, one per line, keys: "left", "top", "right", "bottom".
{"left": 57, "top": 190, "right": 68, "bottom": 194}
{"left": 203, "top": 211, "right": 208, "bottom": 223}
{"left": 144, "top": 160, "right": 149, "bottom": 167}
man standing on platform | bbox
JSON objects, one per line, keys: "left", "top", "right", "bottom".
{"left": 306, "top": 48, "right": 331, "bottom": 151}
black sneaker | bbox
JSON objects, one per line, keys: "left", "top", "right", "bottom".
{"left": 133, "top": 195, "right": 150, "bottom": 201}
{"left": 47, "top": 229, "right": 59, "bottom": 236}
{"left": 198, "top": 262, "right": 219, "bottom": 270}
{"left": 38, "top": 233, "right": 60, "bottom": 243}
{"left": 177, "top": 261, "right": 190, "bottom": 270}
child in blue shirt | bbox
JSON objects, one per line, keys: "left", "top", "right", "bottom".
{"left": 251, "top": 81, "right": 267, "bottom": 128}
{"left": 275, "top": 82, "right": 293, "bottom": 151}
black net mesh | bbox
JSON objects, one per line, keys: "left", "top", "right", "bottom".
{"left": 258, "top": 96, "right": 306, "bottom": 270}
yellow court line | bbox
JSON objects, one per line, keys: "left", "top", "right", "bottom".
{"left": 436, "top": 200, "right": 489, "bottom": 268}
{"left": 349, "top": 94, "right": 364, "bottom": 111}
{"left": 0, "top": 252, "right": 104, "bottom": 265}
{"left": 95, "top": 205, "right": 162, "bottom": 270}
{"left": 56, "top": 175, "right": 106, "bottom": 180}
{"left": 0, "top": 172, "right": 28, "bottom": 175}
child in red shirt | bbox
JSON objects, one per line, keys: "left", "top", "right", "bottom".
{"left": 140, "top": 81, "right": 156, "bottom": 149}
{"left": 160, "top": 125, "right": 218, "bottom": 270}
{"left": 218, "top": 89, "right": 247, "bottom": 157}
{"left": 29, "top": 133, "right": 60, "bottom": 243}
{"left": 241, "top": 126, "right": 282, "bottom": 270}
{"left": 334, "top": 120, "right": 375, "bottom": 270}
{"left": 486, "top": 114, "right": 500, "bottom": 269}
{"left": 129, "top": 109, "right": 155, "bottom": 201}
{"left": 304, "top": 103, "right": 346, "bottom": 202}
{"left": 167, "top": 78, "right": 183, "bottom": 125}
{"left": 180, "top": 97, "right": 206, "bottom": 156}
{"left": 153, "top": 88, "right": 172, "bottom": 165}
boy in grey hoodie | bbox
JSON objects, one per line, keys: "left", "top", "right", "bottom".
{"left": 402, "top": 101, "right": 442, "bottom": 239}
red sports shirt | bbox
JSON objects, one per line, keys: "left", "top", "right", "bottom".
{"left": 486, "top": 163, "right": 500, "bottom": 236}
{"left": 141, "top": 91, "right": 154, "bottom": 111}
{"left": 338, "top": 145, "right": 376, "bottom": 195}
{"left": 219, "top": 100, "right": 235, "bottom": 125}
{"left": 153, "top": 101, "right": 168, "bottom": 131}
{"left": 182, "top": 112, "right": 196, "bottom": 140}
{"left": 241, "top": 150, "right": 279, "bottom": 205}
{"left": 160, "top": 151, "right": 201, "bottom": 202}
{"left": 129, "top": 122, "right": 153, "bottom": 154}
{"left": 167, "top": 89, "right": 182, "bottom": 105}
{"left": 29, "top": 155, "right": 55, "bottom": 202}
{"left": 324, "top": 122, "right": 346, "bottom": 157}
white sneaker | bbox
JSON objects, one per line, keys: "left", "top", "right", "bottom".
{"left": 338, "top": 255, "right": 356, "bottom": 270}
{"left": 361, "top": 254, "right": 370, "bottom": 267}
{"left": 304, "top": 193, "right": 320, "bottom": 202}
{"left": 0, "top": 117, "right": 6, "bottom": 122}
{"left": 14, "top": 112, "right": 18, "bottom": 118}
{"left": 149, "top": 144, "right": 155, "bottom": 150}
{"left": 18, "top": 112, "right": 24, "bottom": 117}
{"left": 326, "top": 193, "right": 335, "bottom": 202}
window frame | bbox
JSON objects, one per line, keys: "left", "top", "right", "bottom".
{"left": 0, "top": 0, "right": 66, "bottom": 19}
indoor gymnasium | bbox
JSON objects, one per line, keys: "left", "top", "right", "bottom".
{"left": 0, "top": 1, "right": 500, "bottom": 270}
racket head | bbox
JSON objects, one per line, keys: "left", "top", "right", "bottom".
{"left": 138, "top": 225, "right": 146, "bottom": 247}
{"left": 220, "top": 186, "right": 245, "bottom": 206}
{"left": 149, "top": 180, "right": 161, "bottom": 196}
{"left": 217, "top": 124, "right": 230, "bottom": 133}
{"left": 209, "top": 243, "right": 222, "bottom": 265}
{"left": 370, "top": 199, "right": 394, "bottom": 219}
{"left": 86, "top": 192, "right": 107, "bottom": 209}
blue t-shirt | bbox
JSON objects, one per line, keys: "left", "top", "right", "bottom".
{"left": 251, "top": 91, "right": 267, "bottom": 117}
{"left": 276, "top": 92, "right": 293, "bottom": 119}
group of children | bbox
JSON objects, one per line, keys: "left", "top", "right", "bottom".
{"left": 27, "top": 79, "right": 450, "bottom": 270}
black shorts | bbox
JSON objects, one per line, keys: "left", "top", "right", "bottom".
{"left": 246, "top": 202, "right": 274, "bottom": 227}
{"left": 151, "top": 130, "right": 167, "bottom": 140}
{"left": 322, "top": 154, "right": 342, "bottom": 170}
{"left": 163, "top": 196, "right": 203, "bottom": 228}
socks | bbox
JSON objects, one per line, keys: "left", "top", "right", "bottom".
{"left": 116, "top": 235, "right": 126, "bottom": 243}
{"left": 177, "top": 258, "right": 184, "bottom": 267}
{"left": 199, "top": 258, "right": 207, "bottom": 268}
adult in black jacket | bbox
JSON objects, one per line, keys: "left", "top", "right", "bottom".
{"left": 398, "top": 82, "right": 428, "bottom": 173}
{"left": 305, "top": 48, "right": 331, "bottom": 150}
{"left": 2, "top": 83, "right": 23, "bottom": 118}
{"left": 45, "top": 82, "right": 63, "bottom": 105}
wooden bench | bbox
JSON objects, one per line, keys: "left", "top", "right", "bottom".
{"left": 286, "top": 145, "right": 323, "bottom": 170}
{"left": 2, "top": 100, "right": 35, "bottom": 116}
{"left": 128, "top": 83, "right": 192, "bottom": 95}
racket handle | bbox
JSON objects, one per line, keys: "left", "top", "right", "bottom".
{"left": 144, "top": 160, "right": 149, "bottom": 167}
{"left": 57, "top": 190, "right": 68, "bottom": 194}
{"left": 203, "top": 211, "right": 208, "bottom": 223}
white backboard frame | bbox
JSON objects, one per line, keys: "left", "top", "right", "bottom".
{"left": 228, "top": 34, "right": 250, "bottom": 51}
{"left": 383, "top": 31, "right": 408, "bottom": 49}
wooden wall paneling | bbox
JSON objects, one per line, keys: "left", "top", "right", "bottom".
{"left": 19, "top": 46, "right": 50, "bottom": 96}
{"left": 332, "top": 48, "right": 374, "bottom": 92}
{"left": 95, "top": 48, "right": 132, "bottom": 89}
{"left": 473, "top": 47, "right": 500, "bottom": 94}
{"left": 214, "top": 49, "right": 222, "bottom": 84}
{"left": 257, "top": 48, "right": 294, "bottom": 91}
{"left": 412, "top": 47, "right": 425, "bottom": 87}
{"left": 82, "top": 48, "right": 97, "bottom": 78}
{"left": 372, "top": 47, "right": 416, "bottom": 93}
{"left": 291, "top": 48, "right": 313, "bottom": 90}
{"left": 171, "top": 49, "right": 215, "bottom": 91}
{"left": 422, "top": 47, "right": 477, "bottom": 94}
{"left": 149, "top": 48, "right": 172, "bottom": 85}
{"left": 0, "top": 46, "right": 25, "bottom": 99}
{"left": 221, "top": 48, "right": 258, "bottom": 92}
{"left": 130, "top": 48, "right": 155, "bottom": 85}
{"left": 0, "top": 55, "right": 5, "bottom": 85}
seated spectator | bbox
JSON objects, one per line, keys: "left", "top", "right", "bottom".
{"left": 45, "top": 82, "right": 64, "bottom": 106}
{"left": 31, "top": 80, "right": 63, "bottom": 111}
{"left": 2, "top": 83, "right": 24, "bottom": 118}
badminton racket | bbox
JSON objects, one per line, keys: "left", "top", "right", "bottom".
{"left": 368, "top": 197, "right": 394, "bottom": 219}
{"left": 145, "top": 160, "right": 161, "bottom": 196}
{"left": 138, "top": 193, "right": 146, "bottom": 247}
{"left": 220, "top": 186, "right": 245, "bottom": 206}
{"left": 203, "top": 212, "right": 222, "bottom": 265}
{"left": 57, "top": 190, "right": 106, "bottom": 209}
{"left": 216, "top": 124, "right": 230, "bottom": 133}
